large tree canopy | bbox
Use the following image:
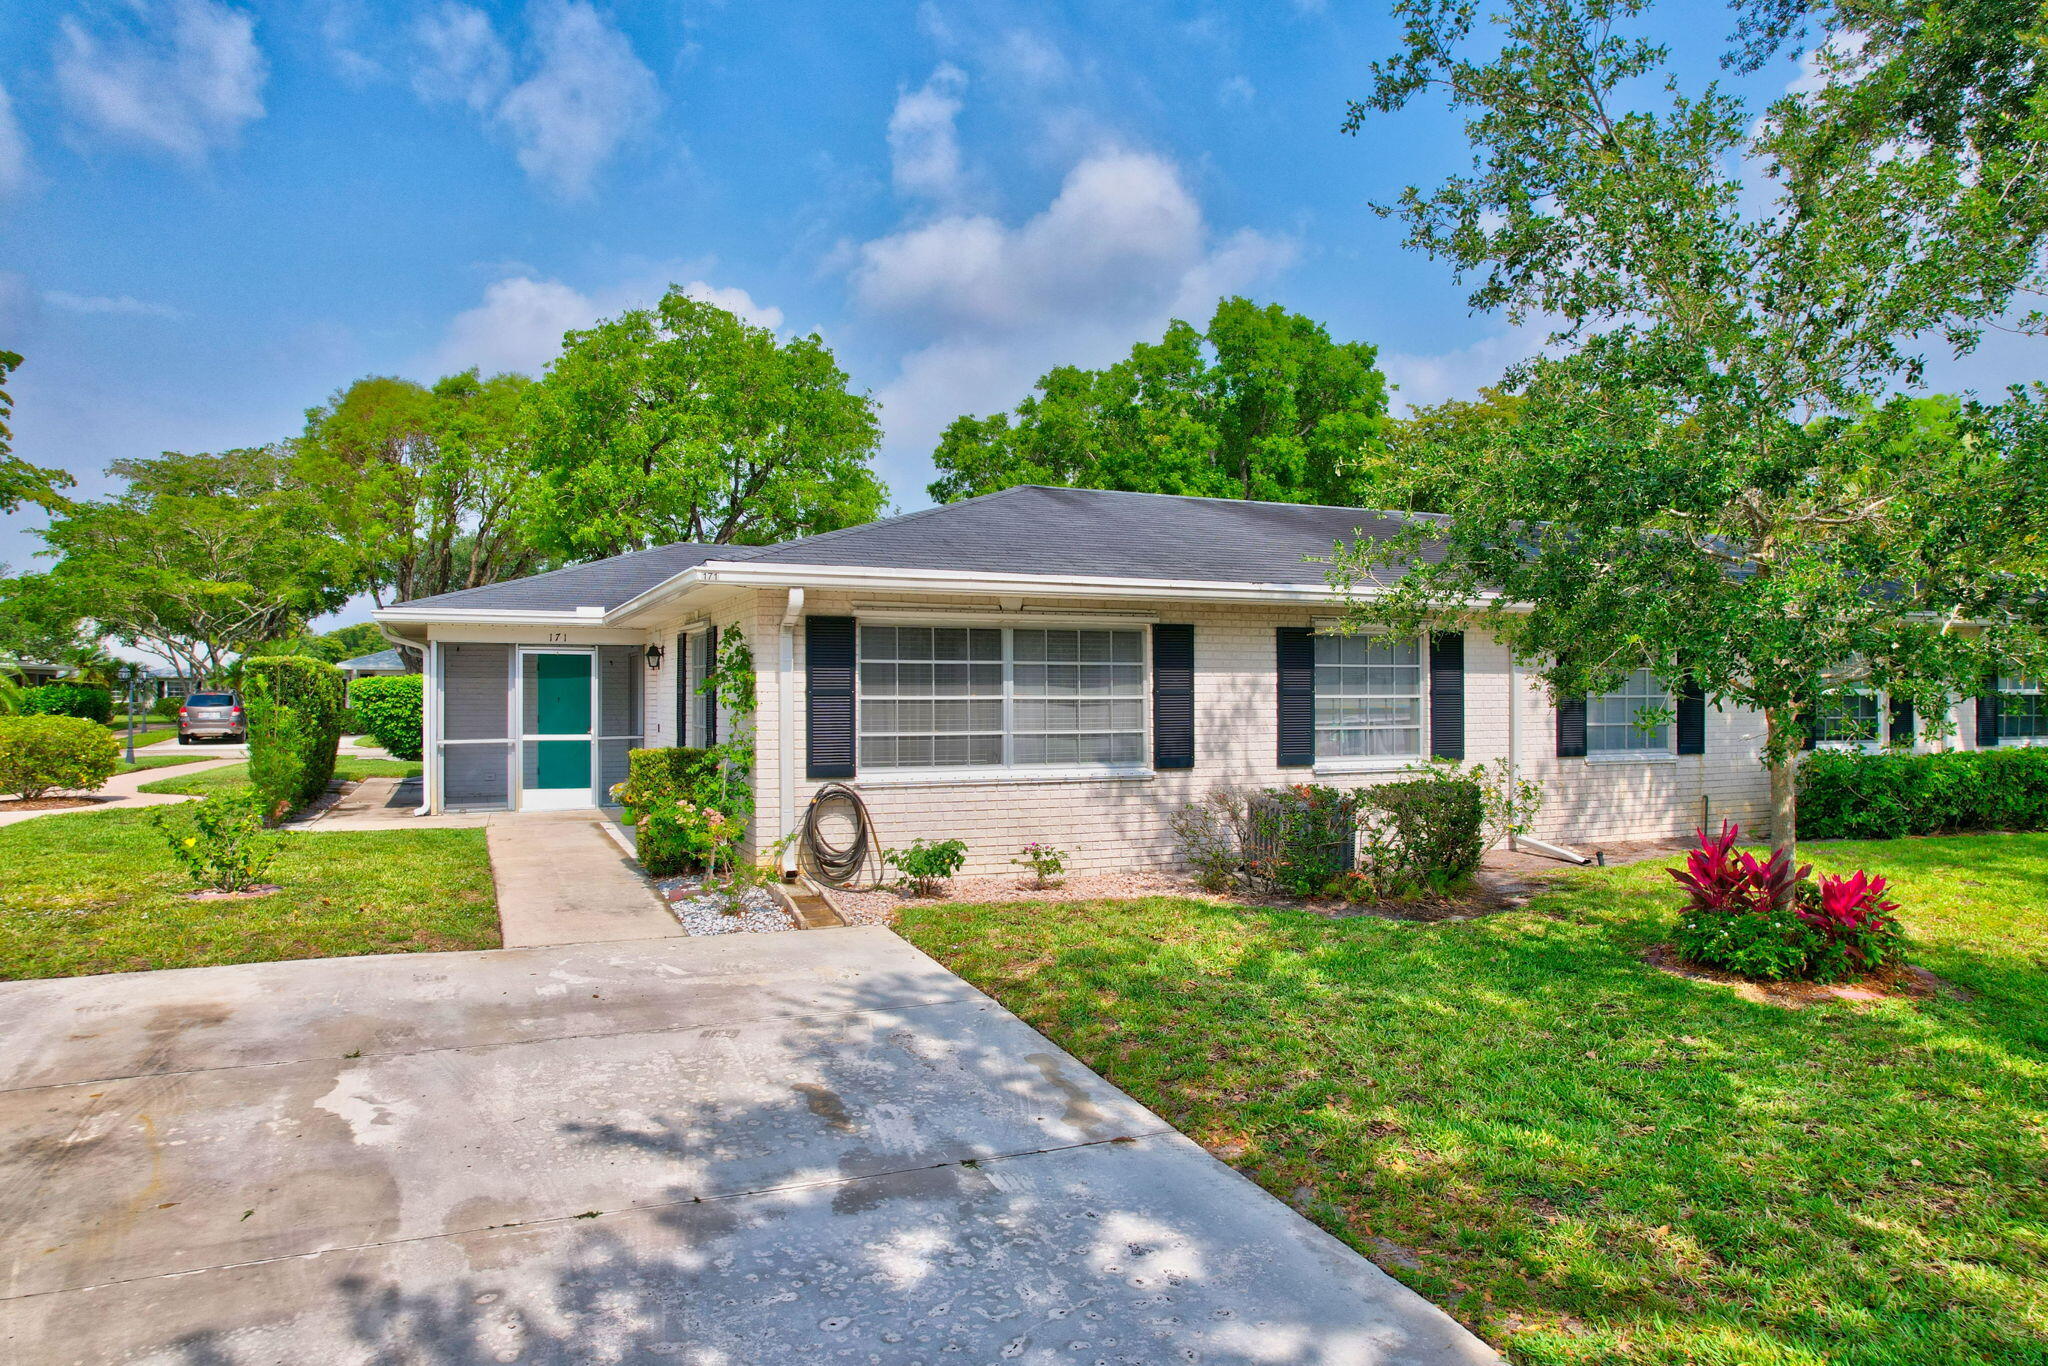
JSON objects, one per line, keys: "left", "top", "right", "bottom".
{"left": 297, "top": 370, "right": 546, "bottom": 608}
{"left": 524, "top": 290, "right": 886, "bottom": 559}
{"left": 1336, "top": 0, "right": 2048, "bottom": 861}
{"left": 30, "top": 447, "right": 355, "bottom": 684}
{"left": 928, "top": 297, "right": 1394, "bottom": 506}
{"left": 0, "top": 350, "right": 73, "bottom": 516}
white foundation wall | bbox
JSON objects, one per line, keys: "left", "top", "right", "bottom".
{"left": 724, "top": 588, "right": 1779, "bottom": 878}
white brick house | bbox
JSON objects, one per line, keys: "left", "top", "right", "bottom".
{"left": 373, "top": 486, "right": 2037, "bottom": 873}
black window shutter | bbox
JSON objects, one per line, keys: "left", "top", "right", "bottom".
{"left": 1978, "top": 674, "right": 2000, "bottom": 746}
{"left": 1276, "top": 626, "right": 1315, "bottom": 767}
{"left": 1555, "top": 696, "right": 1587, "bottom": 758}
{"left": 1889, "top": 696, "right": 1915, "bottom": 748}
{"left": 1803, "top": 708, "right": 1820, "bottom": 751}
{"left": 1152, "top": 624, "right": 1195, "bottom": 770}
{"left": 806, "top": 617, "right": 856, "bottom": 779}
{"left": 674, "top": 632, "right": 689, "bottom": 743}
{"left": 700, "top": 627, "right": 719, "bottom": 748}
{"left": 1675, "top": 676, "right": 1707, "bottom": 755}
{"left": 1428, "top": 631, "right": 1465, "bottom": 760}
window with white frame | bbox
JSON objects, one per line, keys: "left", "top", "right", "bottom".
{"left": 1313, "top": 633, "right": 1424, "bottom": 761}
{"left": 1817, "top": 690, "right": 1882, "bottom": 747}
{"left": 1998, "top": 676, "right": 2046, "bottom": 743}
{"left": 856, "top": 624, "right": 1146, "bottom": 771}
{"left": 1588, "top": 668, "right": 1672, "bottom": 754}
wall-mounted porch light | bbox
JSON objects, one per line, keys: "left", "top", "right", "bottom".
{"left": 644, "top": 643, "right": 665, "bottom": 671}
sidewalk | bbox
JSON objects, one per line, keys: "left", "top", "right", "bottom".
{"left": 0, "top": 753, "right": 246, "bottom": 828}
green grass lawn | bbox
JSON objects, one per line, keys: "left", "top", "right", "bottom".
{"left": 0, "top": 807, "right": 497, "bottom": 980}
{"left": 137, "top": 756, "right": 422, "bottom": 797}
{"left": 112, "top": 752, "right": 208, "bottom": 775}
{"left": 898, "top": 835, "right": 2048, "bottom": 1366}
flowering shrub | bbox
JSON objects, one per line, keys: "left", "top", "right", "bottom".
{"left": 637, "top": 797, "right": 743, "bottom": 879}
{"left": 148, "top": 793, "right": 280, "bottom": 892}
{"left": 1011, "top": 842, "right": 1066, "bottom": 887}
{"left": 1669, "top": 822, "right": 1905, "bottom": 981}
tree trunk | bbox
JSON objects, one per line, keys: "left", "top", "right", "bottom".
{"left": 1765, "top": 706, "right": 1799, "bottom": 873}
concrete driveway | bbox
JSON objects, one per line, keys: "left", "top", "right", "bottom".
{"left": 0, "top": 928, "right": 1500, "bottom": 1365}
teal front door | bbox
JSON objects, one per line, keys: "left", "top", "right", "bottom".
{"left": 522, "top": 651, "right": 594, "bottom": 809}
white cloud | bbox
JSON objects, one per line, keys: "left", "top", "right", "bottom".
{"left": 497, "top": 0, "right": 660, "bottom": 200}
{"left": 1219, "top": 74, "right": 1255, "bottom": 107}
{"left": 42, "top": 290, "right": 181, "bottom": 319}
{"left": 429, "top": 273, "right": 784, "bottom": 377}
{"left": 888, "top": 64, "right": 967, "bottom": 202}
{"left": 1379, "top": 320, "right": 1555, "bottom": 412}
{"left": 319, "top": 0, "right": 384, "bottom": 86}
{"left": 0, "top": 80, "right": 28, "bottom": 198}
{"left": 411, "top": 2, "right": 510, "bottom": 113}
{"left": 849, "top": 147, "right": 1294, "bottom": 455}
{"left": 53, "top": 0, "right": 267, "bottom": 163}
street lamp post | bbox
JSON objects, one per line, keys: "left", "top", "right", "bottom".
{"left": 122, "top": 665, "right": 139, "bottom": 766}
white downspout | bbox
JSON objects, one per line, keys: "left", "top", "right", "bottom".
{"left": 777, "top": 588, "right": 805, "bottom": 874}
{"left": 416, "top": 638, "right": 439, "bottom": 816}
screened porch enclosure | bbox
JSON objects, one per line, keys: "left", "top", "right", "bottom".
{"left": 434, "top": 642, "right": 643, "bottom": 811}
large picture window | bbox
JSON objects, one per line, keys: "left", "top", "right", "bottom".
{"left": 856, "top": 624, "right": 1145, "bottom": 771}
{"left": 1313, "top": 633, "right": 1423, "bottom": 761}
{"left": 1999, "top": 676, "right": 2046, "bottom": 743}
{"left": 1588, "top": 668, "right": 1672, "bottom": 755}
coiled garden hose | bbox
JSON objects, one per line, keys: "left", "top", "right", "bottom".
{"left": 798, "top": 782, "right": 882, "bottom": 889}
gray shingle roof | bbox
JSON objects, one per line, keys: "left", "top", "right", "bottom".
{"left": 389, "top": 542, "right": 731, "bottom": 613}
{"left": 731, "top": 485, "right": 1442, "bottom": 586}
{"left": 335, "top": 648, "right": 408, "bottom": 672}
{"left": 385, "top": 488, "right": 1440, "bottom": 616}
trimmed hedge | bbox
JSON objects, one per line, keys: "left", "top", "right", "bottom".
{"left": 1363, "top": 776, "right": 1486, "bottom": 886}
{"left": 0, "top": 714, "right": 119, "bottom": 799}
{"left": 20, "top": 682, "right": 114, "bottom": 725}
{"left": 243, "top": 656, "right": 346, "bottom": 821}
{"left": 614, "top": 747, "right": 722, "bottom": 876}
{"left": 1798, "top": 747, "right": 2048, "bottom": 839}
{"left": 350, "top": 673, "right": 423, "bottom": 761}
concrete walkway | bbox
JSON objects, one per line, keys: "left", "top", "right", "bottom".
{"left": 0, "top": 929, "right": 1502, "bottom": 1365}
{"left": 486, "top": 811, "right": 682, "bottom": 946}
{"left": 0, "top": 752, "right": 245, "bottom": 828}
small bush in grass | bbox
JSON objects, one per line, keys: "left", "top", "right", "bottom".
{"left": 148, "top": 792, "right": 280, "bottom": 892}
{"left": 150, "top": 695, "right": 183, "bottom": 721}
{"left": 350, "top": 673, "right": 423, "bottom": 761}
{"left": 1169, "top": 795, "right": 1241, "bottom": 892}
{"left": 1012, "top": 841, "right": 1065, "bottom": 887}
{"left": 0, "top": 714, "right": 119, "bottom": 798}
{"left": 1670, "top": 822, "right": 1905, "bottom": 981}
{"left": 19, "top": 682, "right": 113, "bottom": 725}
{"left": 886, "top": 837, "right": 967, "bottom": 896}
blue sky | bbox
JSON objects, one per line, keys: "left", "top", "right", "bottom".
{"left": 0, "top": 0, "right": 2035, "bottom": 603}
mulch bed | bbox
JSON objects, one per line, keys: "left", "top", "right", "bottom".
{"left": 0, "top": 796, "right": 102, "bottom": 812}
{"left": 179, "top": 884, "right": 284, "bottom": 901}
{"left": 1640, "top": 944, "right": 1964, "bottom": 1008}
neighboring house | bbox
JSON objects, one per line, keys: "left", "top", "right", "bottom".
{"left": 335, "top": 647, "right": 413, "bottom": 681}
{"left": 1, "top": 658, "right": 70, "bottom": 687}
{"left": 374, "top": 486, "right": 2039, "bottom": 872}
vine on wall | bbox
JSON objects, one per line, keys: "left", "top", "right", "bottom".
{"left": 703, "top": 627, "right": 756, "bottom": 825}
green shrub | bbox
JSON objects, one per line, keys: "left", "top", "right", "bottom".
{"left": 637, "top": 798, "right": 744, "bottom": 878}
{"left": 350, "top": 673, "right": 423, "bottom": 761}
{"left": 243, "top": 656, "right": 346, "bottom": 821}
{"left": 885, "top": 837, "right": 967, "bottom": 895}
{"left": 1169, "top": 794, "right": 1241, "bottom": 892}
{"left": 338, "top": 705, "right": 363, "bottom": 734}
{"left": 611, "top": 746, "right": 720, "bottom": 815}
{"left": 1799, "top": 747, "right": 2048, "bottom": 839}
{"left": 1240, "top": 785, "right": 1357, "bottom": 895}
{"left": 0, "top": 714, "right": 120, "bottom": 799}
{"left": 1012, "top": 842, "right": 1066, "bottom": 887}
{"left": 19, "top": 682, "right": 114, "bottom": 725}
{"left": 1362, "top": 775, "right": 1486, "bottom": 889}
{"left": 150, "top": 695, "right": 183, "bottom": 721}
{"left": 148, "top": 792, "right": 280, "bottom": 892}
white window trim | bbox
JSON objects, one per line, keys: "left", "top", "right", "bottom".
{"left": 1310, "top": 625, "right": 1430, "bottom": 773}
{"left": 853, "top": 620, "right": 1153, "bottom": 785}
{"left": 1996, "top": 677, "right": 2048, "bottom": 746}
{"left": 1815, "top": 687, "right": 1891, "bottom": 754}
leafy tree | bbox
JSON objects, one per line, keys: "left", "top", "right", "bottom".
{"left": 297, "top": 370, "right": 546, "bottom": 607}
{"left": 245, "top": 622, "right": 399, "bottom": 667}
{"left": 1334, "top": 0, "right": 2048, "bottom": 864}
{"left": 0, "top": 351, "right": 74, "bottom": 515}
{"left": 929, "top": 297, "right": 1394, "bottom": 506}
{"left": 524, "top": 290, "right": 886, "bottom": 558}
{"left": 1378, "top": 386, "right": 1526, "bottom": 513}
{"left": 0, "top": 571, "right": 104, "bottom": 673}
{"left": 32, "top": 447, "right": 355, "bottom": 684}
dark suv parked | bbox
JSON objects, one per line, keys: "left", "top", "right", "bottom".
{"left": 178, "top": 692, "right": 246, "bottom": 744}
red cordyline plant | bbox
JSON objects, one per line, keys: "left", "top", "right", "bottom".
{"left": 1803, "top": 869, "right": 1899, "bottom": 932}
{"left": 1668, "top": 821, "right": 1810, "bottom": 914}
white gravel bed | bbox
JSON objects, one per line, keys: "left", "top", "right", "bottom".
{"left": 655, "top": 877, "right": 796, "bottom": 936}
